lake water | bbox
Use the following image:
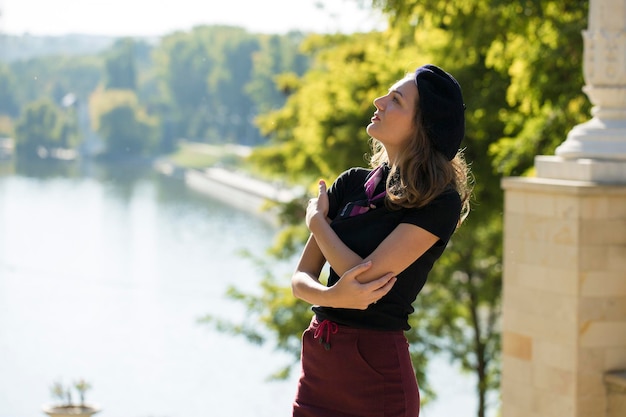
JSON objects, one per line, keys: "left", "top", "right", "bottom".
{"left": 0, "top": 160, "right": 486, "bottom": 417}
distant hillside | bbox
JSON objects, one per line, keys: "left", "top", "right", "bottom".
{"left": 0, "top": 34, "right": 145, "bottom": 62}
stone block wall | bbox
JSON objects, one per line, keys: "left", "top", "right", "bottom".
{"left": 501, "top": 177, "right": 626, "bottom": 417}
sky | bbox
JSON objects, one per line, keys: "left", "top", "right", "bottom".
{"left": 0, "top": 0, "right": 386, "bottom": 37}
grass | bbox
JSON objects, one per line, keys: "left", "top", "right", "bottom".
{"left": 166, "top": 142, "right": 248, "bottom": 170}
{"left": 168, "top": 151, "right": 219, "bottom": 169}
{"left": 164, "top": 141, "right": 306, "bottom": 192}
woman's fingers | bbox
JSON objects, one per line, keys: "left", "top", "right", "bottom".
{"left": 336, "top": 264, "right": 397, "bottom": 309}
{"left": 318, "top": 179, "right": 326, "bottom": 195}
{"left": 343, "top": 261, "right": 373, "bottom": 280}
{"left": 367, "top": 273, "right": 396, "bottom": 301}
{"left": 306, "top": 180, "right": 329, "bottom": 229}
{"left": 367, "top": 272, "right": 396, "bottom": 289}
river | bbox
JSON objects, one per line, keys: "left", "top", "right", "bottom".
{"left": 0, "top": 159, "right": 486, "bottom": 417}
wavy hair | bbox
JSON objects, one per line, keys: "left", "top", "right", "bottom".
{"left": 369, "top": 77, "right": 472, "bottom": 227}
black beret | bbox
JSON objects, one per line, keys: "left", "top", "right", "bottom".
{"left": 414, "top": 64, "right": 465, "bottom": 160}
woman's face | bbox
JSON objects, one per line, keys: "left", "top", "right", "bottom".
{"left": 366, "top": 76, "right": 418, "bottom": 154}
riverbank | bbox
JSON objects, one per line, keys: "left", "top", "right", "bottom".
{"left": 153, "top": 152, "right": 304, "bottom": 225}
{"left": 4, "top": 140, "right": 305, "bottom": 224}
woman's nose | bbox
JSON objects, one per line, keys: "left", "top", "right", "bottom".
{"left": 373, "top": 96, "right": 384, "bottom": 109}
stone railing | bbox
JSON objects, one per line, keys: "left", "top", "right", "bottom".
{"left": 605, "top": 370, "right": 626, "bottom": 417}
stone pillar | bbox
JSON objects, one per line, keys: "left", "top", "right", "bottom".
{"left": 501, "top": 178, "right": 626, "bottom": 417}
{"left": 535, "top": 0, "right": 626, "bottom": 182}
{"left": 501, "top": 1, "right": 626, "bottom": 416}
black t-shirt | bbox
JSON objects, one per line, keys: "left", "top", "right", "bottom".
{"left": 312, "top": 165, "right": 461, "bottom": 331}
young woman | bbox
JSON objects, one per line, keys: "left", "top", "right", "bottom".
{"left": 290, "top": 64, "right": 472, "bottom": 417}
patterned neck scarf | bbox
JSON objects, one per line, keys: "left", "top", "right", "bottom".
{"left": 341, "top": 164, "right": 388, "bottom": 218}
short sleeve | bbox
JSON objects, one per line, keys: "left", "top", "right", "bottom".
{"left": 401, "top": 189, "right": 462, "bottom": 246}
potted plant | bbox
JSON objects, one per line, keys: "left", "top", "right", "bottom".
{"left": 42, "top": 379, "right": 101, "bottom": 417}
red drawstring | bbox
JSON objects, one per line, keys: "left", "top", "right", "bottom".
{"left": 314, "top": 319, "right": 338, "bottom": 350}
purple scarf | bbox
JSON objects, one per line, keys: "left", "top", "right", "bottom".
{"left": 341, "top": 165, "right": 387, "bottom": 218}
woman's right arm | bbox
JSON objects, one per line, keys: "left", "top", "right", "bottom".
{"left": 291, "top": 234, "right": 396, "bottom": 310}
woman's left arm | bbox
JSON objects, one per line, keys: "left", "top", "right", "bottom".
{"left": 307, "top": 180, "right": 439, "bottom": 284}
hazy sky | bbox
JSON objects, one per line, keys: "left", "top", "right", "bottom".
{"left": 0, "top": 0, "right": 386, "bottom": 37}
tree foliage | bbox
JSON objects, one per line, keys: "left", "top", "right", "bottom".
{"left": 220, "top": 2, "right": 591, "bottom": 417}
{"left": 89, "top": 87, "right": 158, "bottom": 158}
{"left": 155, "top": 26, "right": 260, "bottom": 144}
{"left": 104, "top": 38, "right": 138, "bottom": 90}
{"left": 147, "top": 26, "right": 310, "bottom": 145}
{"left": 9, "top": 55, "right": 102, "bottom": 106}
{"left": 14, "top": 98, "right": 69, "bottom": 156}
{"left": 2, "top": 9, "right": 594, "bottom": 415}
{"left": 0, "top": 64, "right": 20, "bottom": 117}
{"left": 252, "top": 32, "right": 417, "bottom": 182}
{"left": 246, "top": 32, "right": 310, "bottom": 114}
{"left": 368, "top": 7, "right": 589, "bottom": 414}
{"left": 3, "top": 26, "right": 312, "bottom": 157}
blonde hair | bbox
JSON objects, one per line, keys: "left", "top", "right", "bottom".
{"left": 369, "top": 82, "right": 472, "bottom": 227}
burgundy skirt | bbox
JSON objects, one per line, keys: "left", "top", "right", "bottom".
{"left": 292, "top": 317, "right": 420, "bottom": 417}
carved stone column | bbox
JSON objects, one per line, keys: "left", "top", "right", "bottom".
{"left": 536, "top": 0, "right": 626, "bottom": 182}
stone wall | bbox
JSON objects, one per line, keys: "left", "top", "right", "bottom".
{"left": 501, "top": 177, "right": 626, "bottom": 417}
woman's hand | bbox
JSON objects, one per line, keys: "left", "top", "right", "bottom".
{"left": 306, "top": 180, "right": 330, "bottom": 230}
{"left": 326, "top": 261, "right": 397, "bottom": 310}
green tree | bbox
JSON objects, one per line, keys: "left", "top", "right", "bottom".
{"left": 152, "top": 26, "right": 310, "bottom": 145}
{"left": 153, "top": 26, "right": 261, "bottom": 142}
{"left": 104, "top": 38, "right": 137, "bottom": 90}
{"left": 372, "top": 0, "right": 590, "bottom": 175}
{"left": 89, "top": 88, "right": 158, "bottom": 158}
{"left": 209, "top": 2, "right": 591, "bottom": 417}
{"left": 58, "top": 98, "right": 80, "bottom": 149}
{"left": 246, "top": 32, "right": 310, "bottom": 115}
{"left": 9, "top": 55, "right": 102, "bottom": 107}
{"left": 14, "top": 98, "right": 64, "bottom": 156}
{"left": 0, "top": 64, "right": 20, "bottom": 117}
{"left": 252, "top": 32, "right": 416, "bottom": 181}
{"left": 203, "top": 28, "right": 259, "bottom": 144}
